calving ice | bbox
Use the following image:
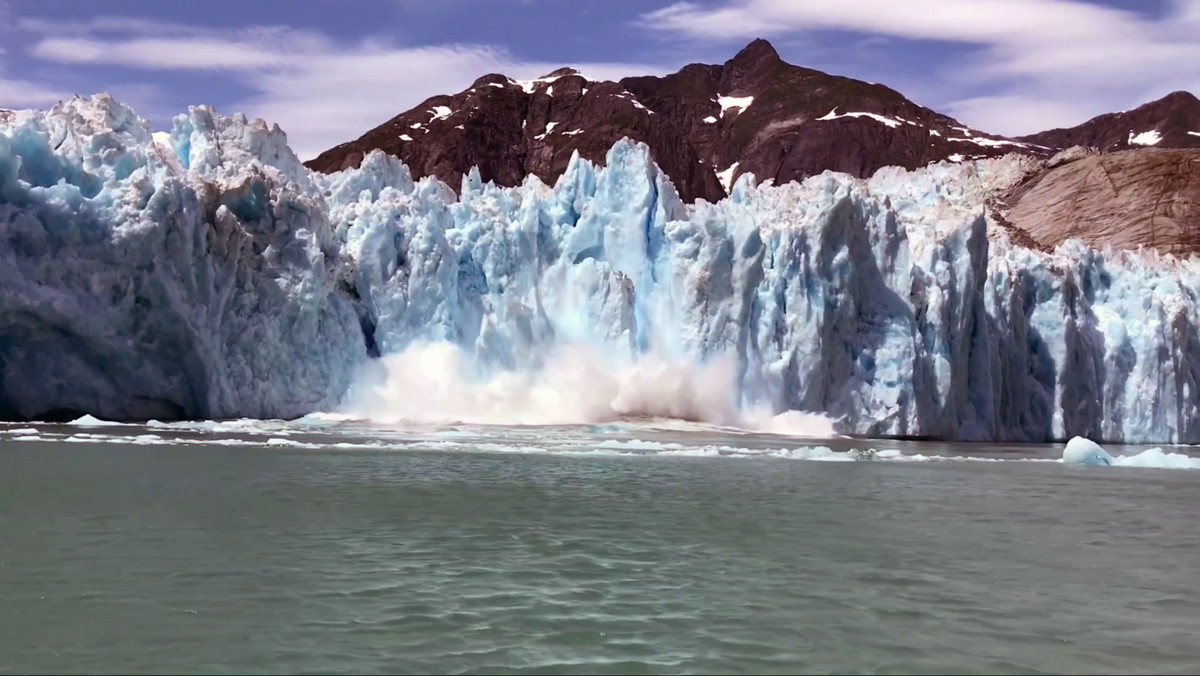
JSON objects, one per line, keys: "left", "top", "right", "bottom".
{"left": 3, "top": 94, "right": 1200, "bottom": 443}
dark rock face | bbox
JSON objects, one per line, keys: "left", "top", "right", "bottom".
{"left": 620, "top": 39, "right": 1038, "bottom": 193}
{"left": 305, "top": 68, "right": 720, "bottom": 202}
{"left": 305, "top": 39, "right": 1199, "bottom": 205}
{"left": 305, "top": 39, "right": 1039, "bottom": 202}
{"left": 1018, "top": 91, "right": 1200, "bottom": 152}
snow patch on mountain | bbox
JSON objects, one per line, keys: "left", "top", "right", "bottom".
{"left": 1129, "top": 129, "right": 1163, "bottom": 146}
{"left": 948, "top": 136, "right": 1029, "bottom": 149}
{"left": 718, "top": 95, "right": 754, "bottom": 115}
{"left": 816, "top": 108, "right": 911, "bottom": 129}
{"left": 716, "top": 162, "right": 739, "bottom": 192}
{"left": 511, "top": 71, "right": 578, "bottom": 94}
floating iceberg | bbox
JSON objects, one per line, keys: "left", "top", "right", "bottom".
{"left": 4, "top": 94, "right": 1200, "bottom": 443}
{"left": 1061, "top": 436, "right": 1115, "bottom": 466}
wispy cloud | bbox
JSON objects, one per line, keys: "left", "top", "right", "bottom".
{"left": 642, "top": 0, "right": 1200, "bottom": 135}
{"left": 644, "top": 0, "right": 1136, "bottom": 44}
{"left": 10, "top": 2, "right": 1197, "bottom": 146}
{"left": 30, "top": 37, "right": 298, "bottom": 70}
{"left": 0, "top": 78, "right": 65, "bottom": 108}
{"left": 20, "top": 18, "right": 330, "bottom": 71}
{"left": 18, "top": 16, "right": 661, "bottom": 158}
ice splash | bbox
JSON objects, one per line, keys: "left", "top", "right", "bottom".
{"left": 747, "top": 410, "right": 840, "bottom": 438}
{"left": 340, "top": 342, "right": 740, "bottom": 426}
{"left": 338, "top": 341, "right": 836, "bottom": 435}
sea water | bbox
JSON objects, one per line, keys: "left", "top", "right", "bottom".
{"left": 1, "top": 420, "right": 1198, "bottom": 674}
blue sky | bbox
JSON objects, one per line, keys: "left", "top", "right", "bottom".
{"left": 2, "top": 0, "right": 1197, "bottom": 158}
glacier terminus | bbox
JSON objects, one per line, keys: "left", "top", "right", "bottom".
{"left": 2, "top": 94, "right": 1199, "bottom": 444}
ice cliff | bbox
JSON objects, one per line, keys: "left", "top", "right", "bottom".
{"left": 0, "top": 96, "right": 363, "bottom": 421}
{"left": 3, "top": 95, "right": 1199, "bottom": 443}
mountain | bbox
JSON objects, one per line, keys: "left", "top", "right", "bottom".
{"left": 305, "top": 67, "right": 722, "bottom": 203}
{"left": 617, "top": 39, "right": 1039, "bottom": 193}
{"left": 1018, "top": 91, "right": 1200, "bottom": 151}
{"left": 305, "top": 39, "right": 1041, "bottom": 202}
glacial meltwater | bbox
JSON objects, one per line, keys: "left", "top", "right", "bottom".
{"left": 2, "top": 419, "right": 1199, "bottom": 674}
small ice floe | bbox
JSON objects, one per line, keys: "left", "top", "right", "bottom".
{"left": 67, "top": 414, "right": 126, "bottom": 427}
{"left": 1061, "top": 436, "right": 1115, "bottom": 466}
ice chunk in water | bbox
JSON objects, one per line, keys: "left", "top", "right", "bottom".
{"left": 1062, "top": 437, "right": 1115, "bottom": 466}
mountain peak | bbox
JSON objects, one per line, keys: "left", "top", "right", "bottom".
{"left": 1149, "top": 90, "right": 1200, "bottom": 109}
{"left": 729, "top": 38, "right": 781, "bottom": 66}
{"left": 541, "top": 66, "right": 581, "bottom": 79}
{"left": 472, "top": 73, "right": 511, "bottom": 88}
{"left": 1018, "top": 88, "right": 1200, "bottom": 150}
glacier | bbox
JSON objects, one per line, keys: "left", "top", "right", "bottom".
{"left": 0, "top": 96, "right": 364, "bottom": 421}
{"left": 3, "top": 94, "right": 1200, "bottom": 443}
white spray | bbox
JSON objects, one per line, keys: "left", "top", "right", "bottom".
{"left": 340, "top": 342, "right": 837, "bottom": 437}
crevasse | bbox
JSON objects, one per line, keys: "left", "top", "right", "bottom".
{"left": 2, "top": 95, "right": 1198, "bottom": 443}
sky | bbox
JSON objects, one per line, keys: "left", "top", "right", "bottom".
{"left": 1, "top": 0, "right": 1198, "bottom": 159}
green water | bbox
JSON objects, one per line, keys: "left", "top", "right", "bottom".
{"left": 1, "top": 434, "right": 1198, "bottom": 674}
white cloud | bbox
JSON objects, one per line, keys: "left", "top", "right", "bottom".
{"left": 13, "top": 3, "right": 1198, "bottom": 146}
{"left": 19, "top": 18, "right": 660, "bottom": 159}
{"left": 31, "top": 37, "right": 297, "bottom": 70}
{"left": 1171, "top": 0, "right": 1200, "bottom": 23}
{"left": 642, "top": 0, "right": 1200, "bottom": 136}
{"left": 0, "top": 78, "right": 64, "bottom": 109}
{"left": 645, "top": 0, "right": 1135, "bottom": 44}
{"left": 23, "top": 20, "right": 333, "bottom": 71}
{"left": 943, "top": 96, "right": 1099, "bottom": 138}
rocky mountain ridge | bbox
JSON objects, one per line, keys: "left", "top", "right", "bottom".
{"left": 306, "top": 39, "right": 1050, "bottom": 202}
{"left": 304, "top": 38, "right": 1200, "bottom": 254}
{"left": 1018, "top": 90, "right": 1200, "bottom": 152}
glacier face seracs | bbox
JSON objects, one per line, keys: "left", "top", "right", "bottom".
{"left": 325, "top": 144, "right": 1012, "bottom": 439}
{"left": 0, "top": 96, "right": 364, "bottom": 421}
{"left": 3, "top": 95, "right": 1200, "bottom": 442}
{"left": 324, "top": 139, "right": 1200, "bottom": 443}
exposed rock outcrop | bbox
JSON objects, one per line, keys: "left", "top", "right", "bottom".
{"left": 1004, "top": 149, "right": 1200, "bottom": 254}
